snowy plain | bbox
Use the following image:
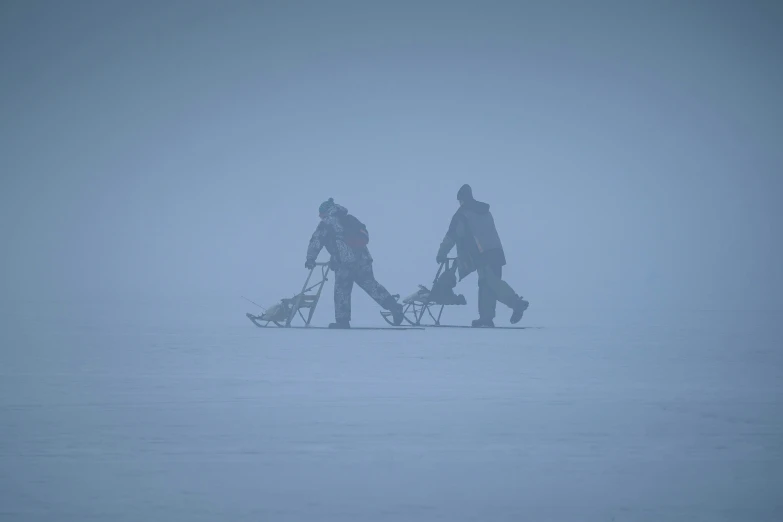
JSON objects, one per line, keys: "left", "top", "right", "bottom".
{"left": 1, "top": 300, "right": 781, "bottom": 522}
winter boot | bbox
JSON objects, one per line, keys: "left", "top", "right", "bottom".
{"left": 382, "top": 298, "right": 405, "bottom": 326}
{"left": 510, "top": 298, "right": 529, "bottom": 324}
{"left": 471, "top": 318, "right": 495, "bottom": 328}
{"left": 328, "top": 320, "right": 351, "bottom": 329}
{"left": 390, "top": 303, "right": 405, "bottom": 326}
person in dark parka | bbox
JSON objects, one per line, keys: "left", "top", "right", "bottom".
{"left": 436, "top": 184, "right": 529, "bottom": 327}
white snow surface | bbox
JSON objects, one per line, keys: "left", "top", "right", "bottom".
{"left": 1, "top": 302, "right": 782, "bottom": 521}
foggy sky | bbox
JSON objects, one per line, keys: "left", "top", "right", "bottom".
{"left": 1, "top": 0, "right": 781, "bottom": 315}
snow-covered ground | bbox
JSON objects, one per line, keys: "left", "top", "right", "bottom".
{"left": 1, "top": 302, "right": 781, "bottom": 521}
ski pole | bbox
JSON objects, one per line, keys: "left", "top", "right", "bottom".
{"left": 242, "top": 296, "right": 266, "bottom": 311}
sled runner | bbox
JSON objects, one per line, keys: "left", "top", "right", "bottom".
{"left": 423, "top": 324, "right": 541, "bottom": 329}
{"left": 380, "top": 257, "right": 467, "bottom": 326}
{"left": 245, "top": 324, "right": 424, "bottom": 330}
{"left": 246, "top": 262, "right": 331, "bottom": 327}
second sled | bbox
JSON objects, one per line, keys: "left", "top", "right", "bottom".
{"left": 380, "top": 257, "right": 467, "bottom": 326}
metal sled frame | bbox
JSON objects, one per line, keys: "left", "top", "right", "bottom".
{"left": 380, "top": 257, "right": 463, "bottom": 327}
{"left": 246, "top": 263, "right": 331, "bottom": 327}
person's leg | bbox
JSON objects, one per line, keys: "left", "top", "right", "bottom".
{"left": 333, "top": 266, "right": 355, "bottom": 325}
{"left": 478, "top": 264, "right": 519, "bottom": 309}
{"left": 354, "top": 261, "right": 404, "bottom": 324}
{"left": 480, "top": 264, "right": 530, "bottom": 323}
{"left": 477, "top": 264, "right": 528, "bottom": 324}
{"left": 488, "top": 265, "right": 502, "bottom": 319}
{"left": 477, "top": 265, "right": 500, "bottom": 322}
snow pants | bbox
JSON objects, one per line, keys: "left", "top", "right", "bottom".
{"left": 334, "top": 260, "right": 395, "bottom": 322}
{"left": 477, "top": 263, "right": 521, "bottom": 320}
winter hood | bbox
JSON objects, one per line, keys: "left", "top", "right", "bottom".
{"left": 460, "top": 199, "right": 490, "bottom": 214}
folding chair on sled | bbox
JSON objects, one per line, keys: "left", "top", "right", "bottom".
{"left": 380, "top": 257, "right": 467, "bottom": 326}
{"left": 246, "top": 262, "right": 330, "bottom": 327}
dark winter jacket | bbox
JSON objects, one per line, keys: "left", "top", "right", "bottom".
{"left": 306, "top": 203, "right": 372, "bottom": 267}
{"left": 437, "top": 199, "right": 506, "bottom": 281}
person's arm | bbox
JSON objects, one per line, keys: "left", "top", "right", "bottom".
{"left": 305, "top": 223, "right": 327, "bottom": 268}
{"left": 436, "top": 214, "right": 461, "bottom": 262}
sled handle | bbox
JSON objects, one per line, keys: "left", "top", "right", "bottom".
{"left": 433, "top": 257, "right": 457, "bottom": 286}
{"left": 286, "top": 262, "right": 331, "bottom": 326}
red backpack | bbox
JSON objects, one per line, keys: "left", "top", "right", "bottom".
{"left": 341, "top": 214, "right": 370, "bottom": 248}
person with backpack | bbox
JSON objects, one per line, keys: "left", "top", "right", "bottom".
{"left": 436, "top": 184, "right": 529, "bottom": 327}
{"left": 305, "top": 198, "right": 404, "bottom": 329}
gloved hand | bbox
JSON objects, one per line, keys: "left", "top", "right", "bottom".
{"left": 305, "top": 259, "right": 316, "bottom": 270}
{"left": 328, "top": 258, "right": 339, "bottom": 271}
{"left": 436, "top": 253, "right": 447, "bottom": 264}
